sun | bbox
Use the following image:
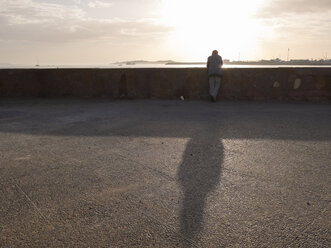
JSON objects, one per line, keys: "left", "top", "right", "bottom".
{"left": 160, "top": 0, "right": 265, "bottom": 61}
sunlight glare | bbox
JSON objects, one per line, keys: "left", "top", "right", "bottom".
{"left": 161, "top": 0, "right": 265, "bottom": 61}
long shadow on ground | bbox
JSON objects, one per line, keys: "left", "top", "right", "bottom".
{"left": 177, "top": 124, "right": 223, "bottom": 240}
{"left": 0, "top": 99, "right": 330, "bottom": 246}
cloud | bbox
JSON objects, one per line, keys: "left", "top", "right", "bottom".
{"left": 88, "top": 1, "right": 113, "bottom": 9}
{"left": 0, "top": 0, "right": 85, "bottom": 24}
{"left": 255, "top": 0, "right": 331, "bottom": 41}
{"left": 256, "top": 0, "right": 331, "bottom": 17}
{"left": 0, "top": 0, "right": 172, "bottom": 43}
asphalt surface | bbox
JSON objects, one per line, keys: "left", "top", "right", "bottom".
{"left": 0, "top": 99, "right": 330, "bottom": 247}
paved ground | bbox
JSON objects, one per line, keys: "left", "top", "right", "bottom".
{"left": 0, "top": 99, "right": 330, "bottom": 248}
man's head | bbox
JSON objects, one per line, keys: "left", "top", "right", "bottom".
{"left": 212, "top": 50, "right": 218, "bottom": 55}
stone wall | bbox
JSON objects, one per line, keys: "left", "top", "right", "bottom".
{"left": 0, "top": 68, "right": 330, "bottom": 100}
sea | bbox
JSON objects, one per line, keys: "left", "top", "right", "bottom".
{"left": 1, "top": 64, "right": 331, "bottom": 69}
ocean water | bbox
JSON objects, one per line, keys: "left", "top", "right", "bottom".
{"left": 1, "top": 64, "right": 331, "bottom": 69}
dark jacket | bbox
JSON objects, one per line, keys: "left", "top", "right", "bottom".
{"left": 207, "top": 54, "right": 223, "bottom": 77}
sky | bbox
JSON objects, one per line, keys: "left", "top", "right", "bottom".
{"left": 0, "top": 0, "right": 331, "bottom": 65}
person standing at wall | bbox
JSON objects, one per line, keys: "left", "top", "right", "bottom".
{"left": 207, "top": 50, "right": 223, "bottom": 102}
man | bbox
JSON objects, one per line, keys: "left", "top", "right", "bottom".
{"left": 207, "top": 50, "right": 223, "bottom": 102}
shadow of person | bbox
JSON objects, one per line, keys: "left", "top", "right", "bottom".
{"left": 177, "top": 125, "right": 224, "bottom": 241}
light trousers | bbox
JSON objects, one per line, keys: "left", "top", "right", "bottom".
{"left": 209, "top": 76, "right": 221, "bottom": 99}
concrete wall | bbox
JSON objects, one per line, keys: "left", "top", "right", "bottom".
{"left": 0, "top": 68, "right": 330, "bottom": 101}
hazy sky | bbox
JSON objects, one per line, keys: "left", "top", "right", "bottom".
{"left": 1, "top": 0, "right": 330, "bottom": 65}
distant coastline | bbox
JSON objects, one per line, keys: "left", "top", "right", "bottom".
{"left": 2, "top": 58, "right": 331, "bottom": 69}
{"left": 115, "top": 59, "right": 331, "bottom": 66}
{"left": 224, "top": 59, "right": 331, "bottom": 66}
